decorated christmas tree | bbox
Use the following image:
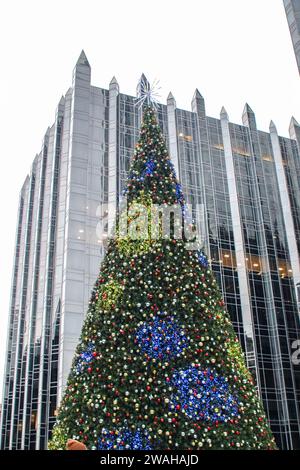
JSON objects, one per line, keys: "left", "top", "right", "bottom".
{"left": 49, "top": 102, "right": 277, "bottom": 450}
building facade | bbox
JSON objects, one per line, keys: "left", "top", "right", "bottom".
{"left": 284, "top": 0, "right": 300, "bottom": 74}
{"left": 1, "top": 51, "right": 300, "bottom": 450}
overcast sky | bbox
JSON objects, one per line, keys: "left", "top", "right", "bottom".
{"left": 0, "top": 0, "right": 299, "bottom": 402}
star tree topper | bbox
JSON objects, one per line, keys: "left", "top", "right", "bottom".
{"left": 136, "top": 75, "right": 161, "bottom": 109}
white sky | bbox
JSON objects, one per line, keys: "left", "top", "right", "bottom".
{"left": 0, "top": 0, "right": 299, "bottom": 403}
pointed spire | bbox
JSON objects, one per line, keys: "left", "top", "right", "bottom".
{"left": 76, "top": 50, "right": 90, "bottom": 68}
{"left": 109, "top": 76, "right": 119, "bottom": 93}
{"left": 66, "top": 87, "right": 72, "bottom": 98}
{"left": 220, "top": 106, "right": 229, "bottom": 120}
{"left": 167, "top": 92, "right": 176, "bottom": 107}
{"left": 242, "top": 103, "right": 256, "bottom": 129}
{"left": 269, "top": 120, "right": 277, "bottom": 134}
{"left": 56, "top": 95, "right": 65, "bottom": 117}
{"left": 243, "top": 103, "right": 254, "bottom": 115}
{"left": 58, "top": 95, "right": 65, "bottom": 106}
{"left": 290, "top": 116, "right": 299, "bottom": 128}
{"left": 289, "top": 116, "right": 300, "bottom": 140}
{"left": 193, "top": 88, "right": 204, "bottom": 100}
{"left": 110, "top": 76, "right": 118, "bottom": 86}
{"left": 191, "top": 88, "right": 205, "bottom": 115}
{"left": 73, "top": 50, "right": 91, "bottom": 87}
{"left": 136, "top": 73, "right": 149, "bottom": 97}
{"left": 21, "top": 175, "right": 30, "bottom": 195}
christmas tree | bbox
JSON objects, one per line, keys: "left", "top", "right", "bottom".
{"left": 49, "top": 104, "right": 277, "bottom": 450}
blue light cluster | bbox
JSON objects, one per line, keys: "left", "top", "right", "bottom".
{"left": 126, "top": 159, "right": 156, "bottom": 186}
{"left": 170, "top": 367, "right": 239, "bottom": 423}
{"left": 76, "top": 343, "right": 95, "bottom": 373}
{"left": 142, "top": 159, "right": 156, "bottom": 177}
{"left": 175, "top": 183, "right": 184, "bottom": 204}
{"left": 98, "top": 428, "right": 152, "bottom": 450}
{"left": 135, "top": 316, "right": 188, "bottom": 360}
{"left": 197, "top": 250, "right": 209, "bottom": 268}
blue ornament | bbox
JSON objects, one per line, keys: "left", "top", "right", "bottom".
{"left": 76, "top": 343, "right": 95, "bottom": 373}
{"left": 170, "top": 367, "right": 239, "bottom": 423}
{"left": 98, "top": 428, "right": 152, "bottom": 450}
{"left": 142, "top": 159, "right": 156, "bottom": 177}
{"left": 135, "top": 316, "right": 188, "bottom": 360}
{"left": 127, "top": 160, "right": 156, "bottom": 185}
{"left": 197, "top": 250, "right": 209, "bottom": 268}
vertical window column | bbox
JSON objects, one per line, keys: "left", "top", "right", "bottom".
{"left": 36, "top": 99, "right": 64, "bottom": 450}
{"left": 21, "top": 131, "right": 49, "bottom": 449}
{"left": 220, "top": 107, "right": 259, "bottom": 385}
{"left": 0, "top": 193, "right": 25, "bottom": 449}
{"left": 9, "top": 171, "right": 36, "bottom": 448}
{"left": 108, "top": 77, "right": 119, "bottom": 236}
{"left": 270, "top": 121, "right": 300, "bottom": 308}
{"left": 167, "top": 92, "right": 180, "bottom": 178}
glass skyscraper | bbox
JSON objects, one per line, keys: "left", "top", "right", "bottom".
{"left": 284, "top": 0, "right": 300, "bottom": 74}
{"left": 1, "top": 51, "right": 300, "bottom": 450}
